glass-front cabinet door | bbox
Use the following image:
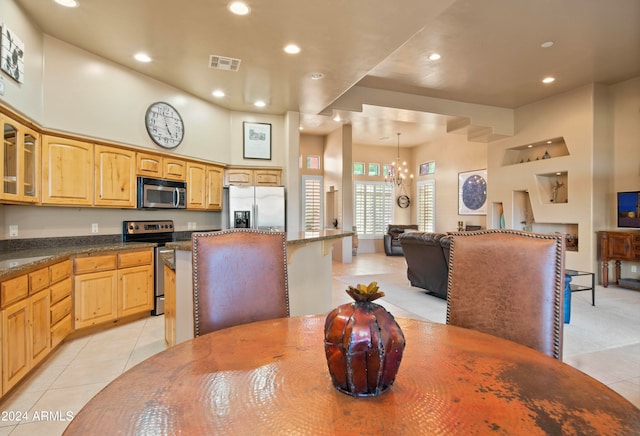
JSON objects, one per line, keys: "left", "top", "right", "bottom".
{"left": 1, "top": 114, "right": 39, "bottom": 203}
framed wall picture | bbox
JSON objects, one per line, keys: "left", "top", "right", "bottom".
{"left": 1, "top": 26, "right": 25, "bottom": 83}
{"left": 458, "top": 169, "right": 487, "bottom": 215}
{"left": 243, "top": 122, "right": 271, "bottom": 160}
{"left": 419, "top": 161, "right": 436, "bottom": 176}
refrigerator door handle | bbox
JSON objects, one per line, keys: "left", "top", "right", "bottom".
{"left": 252, "top": 203, "right": 258, "bottom": 229}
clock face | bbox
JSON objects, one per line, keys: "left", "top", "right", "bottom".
{"left": 397, "top": 195, "right": 411, "bottom": 208}
{"left": 145, "top": 102, "right": 184, "bottom": 149}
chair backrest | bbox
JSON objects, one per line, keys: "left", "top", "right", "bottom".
{"left": 192, "top": 229, "right": 289, "bottom": 336}
{"left": 446, "top": 229, "right": 565, "bottom": 360}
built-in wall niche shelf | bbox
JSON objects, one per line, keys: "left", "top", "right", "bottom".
{"left": 502, "top": 137, "right": 569, "bottom": 166}
{"left": 536, "top": 171, "right": 568, "bottom": 204}
{"left": 512, "top": 189, "right": 578, "bottom": 251}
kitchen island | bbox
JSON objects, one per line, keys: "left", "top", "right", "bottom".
{"left": 165, "top": 229, "right": 354, "bottom": 345}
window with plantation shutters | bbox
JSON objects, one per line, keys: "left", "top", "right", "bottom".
{"left": 302, "top": 176, "right": 322, "bottom": 231}
{"left": 354, "top": 181, "right": 393, "bottom": 238}
{"left": 417, "top": 180, "right": 435, "bottom": 232}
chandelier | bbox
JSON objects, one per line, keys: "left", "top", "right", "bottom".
{"left": 385, "top": 133, "right": 413, "bottom": 187}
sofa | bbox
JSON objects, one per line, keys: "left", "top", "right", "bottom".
{"left": 399, "top": 232, "right": 452, "bottom": 299}
{"left": 383, "top": 224, "right": 419, "bottom": 256}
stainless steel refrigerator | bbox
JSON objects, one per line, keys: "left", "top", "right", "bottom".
{"left": 226, "top": 185, "right": 286, "bottom": 231}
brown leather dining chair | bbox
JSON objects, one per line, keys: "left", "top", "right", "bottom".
{"left": 191, "top": 229, "right": 290, "bottom": 337}
{"left": 446, "top": 229, "right": 565, "bottom": 360}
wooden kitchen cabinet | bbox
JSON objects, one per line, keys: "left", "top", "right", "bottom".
{"left": 1, "top": 289, "right": 51, "bottom": 394}
{"left": 94, "top": 145, "right": 136, "bottom": 207}
{"left": 224, "top": 167, "right": 281, "bottom": 186}
{"left": 42, "top": 135, "right": 94, "bottom": 206}
{"left": 49, "top": 260, "right": 72, "bottom": 348}
{"left": 30, "top": 290, "right": 51, "bottom": 368}
{"left": 0, "top": 114, "right": 39, "bottom": 204}
{"left": 206, "top": 165, "right": 224, "bottom": 210}
{"left": 186, "top": 162, "right": 207, "bottom": 209}
{"left": 74, "top": 269, "right": 118, "bottom": 329}
{"left": 136, "top": 152, "right": 186, "bottom": 181}
{"left": 187, "top": 162, "right": 224, "bottom": 210}
{"left": 163, "top": 265, "right": 176, "bottom": 346}
{"left": 74, "top": 249, "right": 153, "bottom": 330}
{"left": 117, "top": 250, "right": 154, "bottom": 318}
{"left": 2, "top": 298, "right": 29, "bottom": 394}
{"left": 0, "top": 259, "right": 71, "bottom": 395}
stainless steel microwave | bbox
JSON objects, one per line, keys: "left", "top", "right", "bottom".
{"left": 137, "top": 177, "right": 187, "bottom": 209}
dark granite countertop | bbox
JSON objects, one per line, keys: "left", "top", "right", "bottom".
{"left": 0, "top": 242, "right": 156, "bottom": 279}
{"left": 166, "top": 229, "right": 355, "bottom": 251}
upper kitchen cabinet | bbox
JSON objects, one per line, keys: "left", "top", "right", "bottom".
{"left": 186, "top": 162, "right": 206, "bottom": 209}
{"left": 136, "top": 152, "right": 186, "bottom": 181}
{"left": 0, "top": 114, "right": 39, "bottom": 204}
{"left": 186, "top": 162, "right": 224, "bottom": 210}
{"left": 42, "top": 136, "right": 94, "bottom": 206}
{"left": 94, "top": 145, "right": 136, "bottom": 208}
{"left": 205, "top": 165, "right": 223, "bottom": 210}
{"left": 224, "top": 167, "right": 282, "bottom": 186}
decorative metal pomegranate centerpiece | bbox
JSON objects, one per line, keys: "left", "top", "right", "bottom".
{"left": 324, "top": 282, "right": 406, "bottom": 397}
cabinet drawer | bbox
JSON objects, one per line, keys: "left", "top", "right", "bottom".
{"left": 50, "top": 260, "right": 72, "bottom": 284}
{"left": 1, "top": 275, "right": 28, "bottom": 308}
{"left": 51, "top": 295, "right": 72, "bottom": 325}
{"left": 51, "top": 314, "right": 73, "bottom": 348}
{"left": 74, "top": 254, "right": 117, "bottom": 274}
{"left": 29, "top": 267, "right": 50, "bottom": 294}
{"left": 50, "top": 277, "right": 72, "bottom": 304}
{"left": 118, "top": 250, "right": 153, "bottom": 268}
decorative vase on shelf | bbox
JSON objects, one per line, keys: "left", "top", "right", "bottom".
{"left": 543, "top": 150, "right": 551, "bottom": 159}
{"left": 324, "top": 282, "right": 405, "bottom": 397}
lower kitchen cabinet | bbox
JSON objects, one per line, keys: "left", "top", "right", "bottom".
{"left": 74, "top": 249, "right": 154, "bottom": 330}
{"left": 74, "top": 269, "right": 118, "bottom": 329}
{"left": 118, "top": 265, "right": 154, "bottom": 318}
{"left": 1, "top": 289, "right": 51, "bottom": 394}
{"left": 2, "top": 298, "right": 30, "bottom": 394}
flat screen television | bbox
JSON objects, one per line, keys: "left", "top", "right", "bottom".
{"left": 617, "top": 191, "right": 640, "bottom": 228}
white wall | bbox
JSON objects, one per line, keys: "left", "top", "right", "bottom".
{"left": 0, "top": 0, "right": 45, "bottom": 121}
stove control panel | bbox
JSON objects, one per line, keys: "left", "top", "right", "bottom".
{"left": 123, "top": 220, "right": 174, "bottom": 235}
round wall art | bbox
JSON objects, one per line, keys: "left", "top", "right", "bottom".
{"left": 458, "top": 169, "right": 487, "bottom": 215}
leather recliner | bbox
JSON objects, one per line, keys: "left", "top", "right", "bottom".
{"left": 399, "top": 232, "right": 451, "bottom": 299}
{"left": 383, "top": 224, "right": 419, "bottom": 256}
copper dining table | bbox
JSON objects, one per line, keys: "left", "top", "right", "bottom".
{"left": 64, "top": 316, "right": 640, "bottom": 435}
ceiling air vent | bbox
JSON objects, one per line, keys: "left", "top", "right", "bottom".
{"left": 209, "top": 55, "right": 241, "bottom": 72}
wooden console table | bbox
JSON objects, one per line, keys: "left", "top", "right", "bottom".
{"left": 597, "top": 230, "right": 640, "bottom": 290}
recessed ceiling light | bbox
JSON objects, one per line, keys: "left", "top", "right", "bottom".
{"left": 428, "top": 53, "right": 441, "bottom": 61}
{"left": 527, "top": 145, "right": 533, "bottom": 148}
{"left": 212, "top": 90, "right": 225, "bottom": 98}
{"left": 134, "top": 53, "right": 152, "bottom": 63}
{"left": 299, "top": 126, "right": 304, "bottom": 131}
{"left": 333, "top": 115, "right": 341, "bottom": 122}
{"left": 54, "top": 0, "right": 79, "bottom": 7}
{"left": 228, "top": 2, "right": 250, "bottom": 15}
{"left": 284, "top": 44, "right": 301, "bottom": 54}
{"left": 542, "top": 76, "right": 555, "bottom": 84}
{"left": 254, "top": 100, "right": 266, "bottom": 108}
{"left": 310, "top": 73, "right": 324, "bottom": 80}
{"left": 541, "top": 41, "right": 554, "bottom": 48}
{"left": 547, "top": 140, "right": 552, "bottom": 144}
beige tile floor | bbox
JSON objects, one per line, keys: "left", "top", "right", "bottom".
{"left": 0, "top": 252, "right": 638, "bottom": 434}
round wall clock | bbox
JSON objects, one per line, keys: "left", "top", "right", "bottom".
{"left": 397, "top": 195, "right": 411, "bottom": 208}
{"left": 145, "top": 102, "right": 184, "bottom": 149}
